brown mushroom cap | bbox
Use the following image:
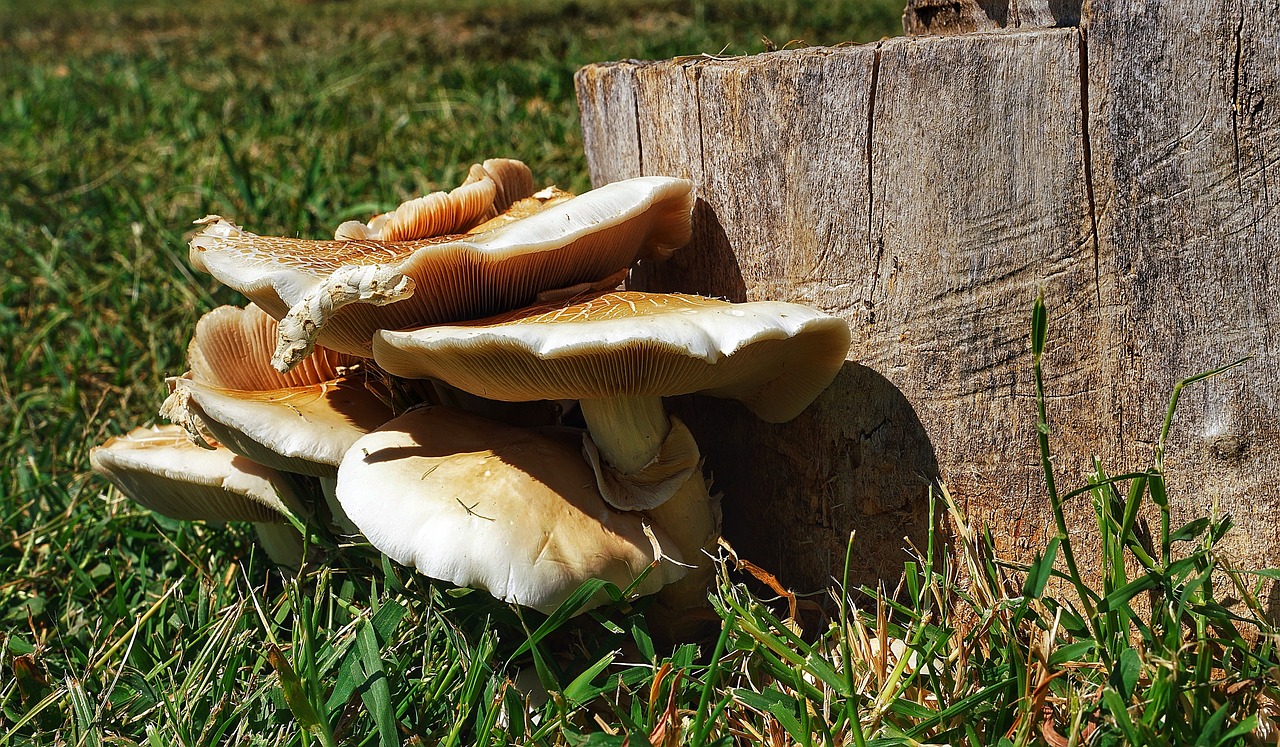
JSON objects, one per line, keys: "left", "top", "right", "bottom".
{"left": 336, "top": 406, "right": 687, "bottom": 614}
{"left": 186, "top": 304, "right": 359, "bottom": 390}
{"left": 190, "top": 176, "right": 694, "bottom": 371}
{"left": 371, "top": 291, "right": 852, "bottom": 423}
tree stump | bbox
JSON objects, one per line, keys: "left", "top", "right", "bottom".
{"left": 901, "top": 0, "right": 1080, "bottom": 35}
{"left": 574, "top": 0, "right": 1280, "bottom": 600}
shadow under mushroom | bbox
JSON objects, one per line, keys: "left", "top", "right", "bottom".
{"left": 629, "top": 197, "right": 748, "bottom": 302}
{"left": 663, "top": 361, "right": 941, "bottom": 596}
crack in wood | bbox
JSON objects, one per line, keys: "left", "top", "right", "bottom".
{"left": 1231, "top": 2, "right": 1245, "bottom": 197}
{"left": 631, "top": 71, "right": 644, "bottom": 175}
{"left": 692, "top": 66, "right": 707, "bottom": 185}
{"left": 864, "top": 42, "right": 884, "bottom": 326}
{"left": 1078, "top": 28, "right": 1102, "bottom": 309}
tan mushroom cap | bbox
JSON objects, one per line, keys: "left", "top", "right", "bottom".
{"left": 186, "top": 303, "right": 360, "bottom": 390}
{"left": 170, "top": 378, "right": 393, "bottom": 478}
{"left": 161, "top": 304, "right": 394, "bottom": 477}
{"left": 336, "top": 406, "right": 687, "bottom": 614}
{"left": 372, "top": 291, "right": 852, "bottom": 423}
{"left": 190, "top": 175, "right": 694, "bottom": 372}
{"left": 465, "top": 186, "right": 575, "bottom": 235}
{"left": 334, "top": 158, "right": 535, "bottom": 242}
{"left": 90, "top": 425, "right": 302, "bottom": 523}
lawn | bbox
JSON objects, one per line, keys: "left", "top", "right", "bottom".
{"left": 3, "top": 1, "right": 1279, "bottom": 744}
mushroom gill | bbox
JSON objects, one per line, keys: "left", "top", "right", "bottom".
{"left": 188, "top": 174, "right": 694, "bottom": 371}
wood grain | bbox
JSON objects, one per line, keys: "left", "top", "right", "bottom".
{"left": 575, "top": 5, "right": 1280, "bottom": 599}
{"left": 1085, "top": 0, "right": 1280, "bottom": 591}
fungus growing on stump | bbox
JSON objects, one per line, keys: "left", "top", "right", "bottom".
{"left": 371, "top": 290, "right": 853, "bottom": 616}
{"left": 336, "top": 406, "right": 688, "bottom": 614}
{"left": 90, "top": 425, "right": 307, "bottom": 567}
{"left": 189, "top": 171, "right": 694, "bottom": 372}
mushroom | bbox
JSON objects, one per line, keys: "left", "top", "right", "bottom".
{"left": 189, "top": 174, "right": 694, "bottom": 372}
{"left": 336, "top": 405, "right": 688, "bottom": 614}
{"left": 463, "top": 185, "right": 575, "bottom": 235}
{"left": 370, "top": 290, "right": 853, "bottom": 613}
{"left": 333, "top": 158, "right": 535, "bottom": 242}
{"left": 160, "top": 304, "right": 395, "bottom": 480}
{"left": 90, "top": 425, "right": 307, "bottom": 567}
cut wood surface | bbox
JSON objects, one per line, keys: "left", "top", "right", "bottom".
{"left": 575, "top": 1, "right": 1280, "bottom": 599}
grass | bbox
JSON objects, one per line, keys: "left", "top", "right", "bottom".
{"left": 3, "top": 1, "right": 1279, "bottom": 744}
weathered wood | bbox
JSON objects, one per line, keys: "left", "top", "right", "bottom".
{"left": 575, "top": 5, "right": 1280, "bottom": 596}
{"left": 902, "top": 0, "right": 1080, "bottom": 35}
{"left": 1085, "top": 0, "right": 1280, "bottom": 590}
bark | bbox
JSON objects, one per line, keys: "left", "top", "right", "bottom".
{"left": 901, "top": 0, "right": 1080, "bottom": 35}
{"left": 574, "top": 3, "right": 1280, "bottom": 603}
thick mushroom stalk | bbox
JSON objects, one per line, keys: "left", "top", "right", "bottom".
{"left": 578, "top": 397, "right": 712, "bottom": 561}
{"left": 580, "top": 401, "right": 700, "bottom": 513}
{"left": 580, "top": 396, "right": 722, "bottom": 614}
{"left": 579, "top": 396, "right": 671, "bottom": 476}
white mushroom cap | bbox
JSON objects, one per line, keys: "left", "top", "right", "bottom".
{"left": 169, "top": 377, "right": 392, "bottom": 478}
{"left": 89, "top": 425, "right": 303, "bottom": 523}
{"left": 189, "top": 176, "right": 694, "bottom": 372}
{"left": 371, "top": 291, "right": 852, "bottom": 423}
{"left": 161, "top": 304, "right": 394, "bottom": 478}
{"left": 336, "top": 406, "right": 688, "bottom": 614}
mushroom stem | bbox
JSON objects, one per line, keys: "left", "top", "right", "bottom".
{"left": 253, "top": 522, "right": 306, "bottom": 570}
{"left": 319, "top": 477, "right": 358, "bottom": 535}
{"left": 579, "top": 396, "right": 671, "bottom": 474}
{"left": 272, "top": 265, "right": 415, "bottom": 373}
{"left": 644, "top": 470, "right": 722, "bottom": 619}
{"left": 580, "top": 396, "right": 721, "bottom": 618}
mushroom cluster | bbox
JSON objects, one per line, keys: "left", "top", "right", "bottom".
{"left": 92, "top": 158, "right": 851, "bottom": 623}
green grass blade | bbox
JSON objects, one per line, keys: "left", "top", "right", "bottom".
{"left": 509, "top": 579, "right": 611, "bottom": 660}
{"left": 1100, "top": 687, "right": 1140, "bottom": 743}
{"left": 1022, "top": 536, "right": 1060, "bottom": 599}
{"left": 1157, "top": 357, "right": 1250, "bottom": 468}
{"left": 355, "top": 621, "right": 401, "bottom": 747}
{"left": 267, "top": 643, "right": 325, "bottom": 736}
{"left": 691, "top": 611, "right": 735, "bottom": 746}
{"left": 1111, "top": 648, "right": 1141, "bottom": 700}
{"left": 1099, "top": 573, "right": 1160, "bottom": 613}
{"left": 562, "top": 650, "right": 617, "bottom": 705}
{"left": 1031, "top": 291, "right": 1047, "bottom": 360}
{"left": 903, "top": 677, "right": 1017, "bottom": 737}
{"left": 216, "top": 132, "right": 258, "bottom": 213}
{"left": 1193, "top": 702, "right": 1232, "bottom": 746}
{"left": 1213, "top": 715, "right": 1260, "bottom": 746}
